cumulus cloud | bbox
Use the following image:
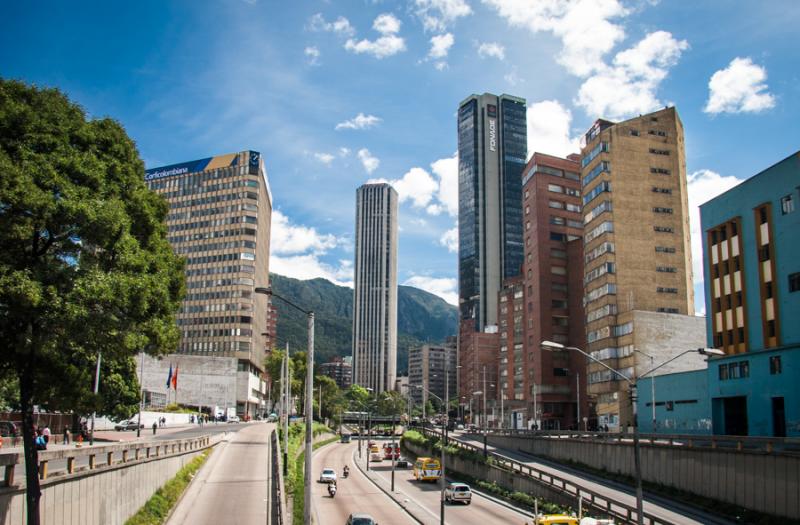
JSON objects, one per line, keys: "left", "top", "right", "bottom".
{"left": 304, "top": 46, "right": 320, "bottom": 66}
{"left": 357, "top": 148, "right": 380, "bottom": 174}
{"left": 431, "top": 154, "right": 458, "bottom": 217}
{"left": 686, "top": 169, "right": 744, "bottom": 292}
{"left": 414, "top": 0, "right": 472, "bottom": 32}
{"left": 345, "top": 13, "right": 406, "bottom": 58}
{"left": 575, "top": 31, "right": 688, "bottom": 119}
{"left": 429, "top": 33, "right": 454, "bottom": 59}
{"left": 270, "top": 210, "right": 341, "bottom": 255}
{"left": 313, "top": 152, "right": 335, "bottom": 165}
{"left": 526, "top": 100, "right": 581, "bottom": 159}
{"left": 477, "top": 42, "right": 505, "bottom": 60}
{"left": 369, "top": 167, "right": 439, "bottom": 209}
{"left": 404, "top": 275, "right": 458, "bottom": 305}
{"left": 308, "top": 13, "right": 355, "bottom": 37}
{"left": 271, "top": 255, "right": 354, "bottom": 288}
{"left": 339, "top": 147, "right": 351, "bottom": 157}
{"left": 439, "top": 227, "right": 458, "bottom": 253}
{"left": 335, "top": 113, "right": 382, "bottom": 130}
{"left": 704, "top": 57, "right": 776, "bottom": 114}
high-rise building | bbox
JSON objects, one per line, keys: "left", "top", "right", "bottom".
{"left": 320, "top": 356, "right": 353, "bottom": 390}
{"left": 352, "top": 183, "right": 398, "bottom": 393}
{"left": 518, "top": 153, "right": 588, "bottom": 430}
{"left": 580, "top": 107, "right": 698, "bottom": 428}
{"left": 408, "top": 340, "right": 457, "bottom": 409}
{"left": 458, "top": 319, "right": 499, "bottom": 427}
{"left": 141, "top": 150, "right": 272, "bottom": 418}
{"left": 458, "top": 93, "right": 527, "bottom": 332}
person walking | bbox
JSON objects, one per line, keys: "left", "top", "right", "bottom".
{"left": 152, "top": 421, "right": 158, "bottom": 435}
{"left": 63, "top": 426, "right": 70, "bottom": 445}
{"left": 42, "top": 424, "right": 51, "bottom": 445}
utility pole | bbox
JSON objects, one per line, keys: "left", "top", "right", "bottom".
{"left": 283, "top": 344, "right": 289, "bottom": 476}
{"left": 90, "top": 352, "right": 101, "bottom": 446}
{"left": 577, "top": 371, "right": 581, "bottom": 431}
{"left": 303, "top": 312, "right": 314, "bottom": 525}
{"left": 319, "top": 383, "right": 322, "bottom": 423}
{"left": 482, "top": 366, "right": 487, "bottom": 430}
{"left": 137, "top": 351, "right": 144, "bottom": 438}
{"left": 533, "top": 381, "right": 538, "bottom": 431}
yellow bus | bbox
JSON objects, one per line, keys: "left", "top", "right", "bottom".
{"left": 413, "top": 457, "right": 441, "bottom": 482}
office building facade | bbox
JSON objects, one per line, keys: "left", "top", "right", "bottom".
{"left": 458, "top": 93, "right": 527, "bottom": 332}
{"left": 319, "top": 356, "right": 353, "bottom": 390}
{"left": 408, "top": 340, "right": 457, "bottom": 409}
{"left": 352, "top": 183, "right": 398, "bottom": 393}
{"left": 142, "top": 150, "right": 272, "bottom": 418}
{"left": 580, "top": 107, "right": 696, "bottom": 428}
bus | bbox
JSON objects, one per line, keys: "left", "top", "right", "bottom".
{"left": 413, "top": 457, "right": 441, "bottom": 482}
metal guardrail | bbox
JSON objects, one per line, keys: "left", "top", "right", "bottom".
{"left": 477, "top": 428, "right": 800, "bottom": 455}
{"left": 417, "top": 426, "right": 668, "bottom": 525}
{"left": 270, "top": 428, "right": 287, "bottom": 525}
{"left": 0, "top": 435, "right": 215, "bottom": 487}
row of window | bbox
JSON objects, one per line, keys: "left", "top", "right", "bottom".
{"left": 178, "top": 341, "right": 251, "bottom": 354}
{"left": 181, "top": 328, "right": 253, "bottom": 338}
{"left": 168, "top": 191, "right": 259, "bottom": 211}
{"left": 582, "top": 141, "right": 610, "bottom": 168}
{"left": 585, "top": 241, "right": 615, "bottom": 264}
{"left": 185, "top": 289, "right": 252, "bottom": 301}
{"left": 657, "top": 287, "right": 678, "bottom": 294}
{"left": 158, "top": 179, "right": 259, "bottom": 200}
{"left": 548, "top": 199, "right": 582, "bottom": 212}
{"left": 590, "top": 344, "right": 634, "bottom": 362}
{"left": 524, "top": 163, "right": 580, "bottom": 184}
{"left": 185, "top": 264, "right": 255, "bottom": 277}
{"left": 168, "top": 215, "right": 257, "bottom": 233}
{"left": 650, "top": 148, "right": 670, "bottom": 156}
{"left": 585, "top": 221, "right": 614, "bottom": 243}
{"left": 185, "top": 252, "right": 256, "bottom": 266}
{"left": 653, "top": 207, "right": 674, "bottom": 214}
{"left": 587, "top": 303, "right": 617, "bottom": 323}
{"left": 654, "top": 225, "right": 674, "bottom": 233}
{"left": 147, "top": 166, "right": 246, "bottom": 190}
{"left": 168, "top": 202, "right": 258, "bottom": 222}
{"left": 548, "top": 183, "right": 581, "bottom": 197}
{"left": 585, "top": 283, "right": 616, "bottom": 304}
{"left": 718, "top": 361, "right": 749, "bottom": 380}
{"left": 168, "top": 227, "right": 257, "bottom": 244}
{"left": 175, "top": 239, "right": 256, "bottom": 255}
{"left": 177, "top": 315, "right": 253, "bottom": 326}
{"left": 655, "top": 246, "right": 676, "bottom": 253}
{"left": 549, "top": 215, "right": 583, "bottom": 228}
{"left": 652, "top": 187, "right": 672, "bottom": 194}
{"left": 589, "top": 366, "right": 633, "bottom": 385}
{"left": 583, "top": 161, "right": 610, "bottom": 188}
{"left": 583, "top": 181, "right": 611, "bottom": 206}
{"left": 186, "top": 277, "right": 255, "bottom": 289}
{"left": 584, "top": 200, "right": 612, "bottom": 224}
{"left": 181, "top": 302, "right": 253, "bottom": 314}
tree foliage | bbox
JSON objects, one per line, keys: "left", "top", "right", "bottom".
{"left": 0, "top": 79, "right": 185, "bottom": 524}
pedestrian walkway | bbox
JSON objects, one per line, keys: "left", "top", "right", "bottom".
{"left": 167, "top": 422, "right": 274, "bottom": 525}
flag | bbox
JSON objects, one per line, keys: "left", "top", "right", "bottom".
{"left": 166, "top": 363, "right": 173, "bottom": 389}
{"left": 172, "top": 365, "right": 178, "bottom": 390}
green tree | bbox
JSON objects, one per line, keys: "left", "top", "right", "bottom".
{"left": 345, "top": 384, "right": 371, "bottom": 408}
{"left": 0, "top": 80, "right": 185, "bottom": 525}
{"left": 376, "top": 390, "right": 406, "bottom": 417}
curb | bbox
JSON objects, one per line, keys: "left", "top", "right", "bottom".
{"left": 351, "top": 449, "right": 426, "bottom": 525}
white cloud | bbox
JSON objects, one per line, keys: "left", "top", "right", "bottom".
{"left": 687, "top": 169, "right": 744, "bottom": 292}
{"left": 370, "top": 167, "right": 439, "bottom": 208}
{"left": 414, "top": 0, "right": 472, "bottom": 32}
{"left": 526, "top": 100, "right": 581, "bottom": 158}
{"left": 477, "top": 42, "right": 505, "bottom": 60}
{"left": 335, "top": 113, "right": 382, "bottom": 130}
{"left": 482, "top": 0, "right": 628, "bottom": 77}
{"left": 403, "top": 275, "right": 458, "bottom": 305}
{"left": 308, "top": 13, "right": 355, "bottom": 37}
{"left": 575, "top": 31, "right": 688, "bottom": 119}
{"left": 357, "top": 148, "right": 380, "bottom": 174}
{"left": 339, "top": 147, "right": 351, "bottom": 157}
{"left": 304, "top": 46, "right": 320, "bottom": 66}
{"left": 439, "top": 227, "right": 458, "bottom": 253}
{"left": 313, "top": 152, "right": 335, "bottom": 165}
{"left": 271, "top": 255, "right": 354, "bottom": 288}
{"left": 704, "top": 57, "right": 776, "bottom": 114}
{"left": 504, "top": 69, "right": 523, "bottom": 86}
{"left": 430, "top": 154, "right": 458, "bottom": 217}
{"left": 270, "top": 210, "right": 340, "bottom": 255}
{"left": 428, "top": 33, "right": 454, "bottom": 59}
{"left": 345, "top": 13, "right": 406, "bottom": 59}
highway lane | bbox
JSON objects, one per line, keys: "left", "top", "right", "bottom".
{"left": 362, "top": 455, "right": 533, "bottom": 525}
{"left": 312, "top": 440, "right": 417, "bottom": 525}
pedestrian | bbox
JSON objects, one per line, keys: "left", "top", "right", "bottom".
{"left": 63, "top": 426, "right": 70, "bottom": 445}
{"left": 42, "top": 424, "right": 51, "bottom": 445}
{"left": 152, "top": 421, "right": 158, "bottom": 435}
{"left": 35, "top": 429, "right": 47, "bottom": 451}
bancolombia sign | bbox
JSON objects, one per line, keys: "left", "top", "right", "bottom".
{"left": 489, "top": 119, "right": 497, "bottom": 152}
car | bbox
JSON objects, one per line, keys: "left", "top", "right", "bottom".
{"left": 395, "top": 457, "right": 411, "bottom": 468}
{"left": 456, "top": 424, "right": 464, "bottom": 431}
{"left": 227, "top": 415, "right": 241, "bottom": 423}
{"left": 319, "top": 467, "right": 337, "bottom": 483}
{"left": 340, "top": 434, "right": 352, "bottom": 443}
{"left": 114, "top": 420, "right": 143, "bottom": 431}
{"left": 535, "top": 516, "right": 579, "bottom": 525}
{"left": 346, "top": 513, "right": 378, "bottom": 525}
{"left": 0, "top": 421, "right": 18, "bottom": 437}
{"left": 444, "top": 482, "right": 472, "bottom": 504}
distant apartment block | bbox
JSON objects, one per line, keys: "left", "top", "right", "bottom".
{"left": 458, "top": 319, "right": 499, "bottom": 427}
{"left": 408, "top": 339, "right": 457, "bottom": 409}
{"left": 319, "top": 356, "right": 352, "bottom": 390}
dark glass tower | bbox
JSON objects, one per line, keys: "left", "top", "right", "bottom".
{"left": 458, "top": 93, "right": 527, "bottom": 331}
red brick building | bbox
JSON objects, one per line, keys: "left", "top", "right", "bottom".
{"left": 458, "top": 319, "right": 499, "bottom": 427}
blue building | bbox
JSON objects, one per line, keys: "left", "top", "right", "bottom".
{"left": 638, "top": 151, "right": 800, "bottom": 436}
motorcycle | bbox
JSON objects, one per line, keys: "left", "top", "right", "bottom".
{"left": 328, "top": 483, "right": 337, "bottom": 498}
{"left": 343, "top": 467, "right": 350, "bottom": 479}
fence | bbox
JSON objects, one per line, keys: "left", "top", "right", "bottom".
{"left": 270, "top": 428, "right": 287, "bottom": 525}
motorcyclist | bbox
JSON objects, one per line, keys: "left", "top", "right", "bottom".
{"left": 328, "top": 481, "right": 337, "bottom": 497}
{"left": 343, "top": 465, "right": 350, "bottom": 478}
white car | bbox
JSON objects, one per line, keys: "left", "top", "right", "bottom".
{"left": 227, "top": 415, "right": 240, "bottom": 423}
{"left": 319, "top": 467, "right": 337, "bottom": 483}
{"left": 444, "top": 482, "right": 472, "bottom": 504}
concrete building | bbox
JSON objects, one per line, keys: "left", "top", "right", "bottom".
{"left": 519, "top": 153, "right": 588, "bottom": 430}
{"left": 142, "top": 150, "right": 272, "bottom": 418}
{"left": 319, "top": 356, "right": 352, "bottom": 390}
{"left": 458, "top": 319, "right": 499, "bottom": 427}
{"left": 580, "top": 108, "right": 698, "bottom": 429}
{"left": 352, "top": 183, "right": 398, "bottom": 393}
{"left": 408, "top": 340, "right": 457, "bottom": 409}
{"left": 458, "top": 93, "right": 527, "bottom": 332}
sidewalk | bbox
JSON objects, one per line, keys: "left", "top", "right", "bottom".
{"left": 0, "top": 424, "right": 197, "bottom": 453}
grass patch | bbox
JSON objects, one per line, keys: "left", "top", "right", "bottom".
{"left": 124, "top": 448, "right": 212, "bottom": 525}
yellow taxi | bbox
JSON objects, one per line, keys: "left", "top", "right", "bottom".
{"left": 535, "top": 515, "right": 579, "bottom": 525}
{"left": 412, "top": 457, "right": 441, "bottom": 482}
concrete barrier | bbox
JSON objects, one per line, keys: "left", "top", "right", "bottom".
{"left": 0, "top": 434, "right": 220, "bottom": 525}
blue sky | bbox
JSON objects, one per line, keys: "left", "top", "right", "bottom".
{"left": 2, "top": 1, "right": 798, "bottom": 311}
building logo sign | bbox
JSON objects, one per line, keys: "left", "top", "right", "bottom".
{"left": 144, "top": 166, "right": 190, "bottom": 181}
{"left": 488, "top": 119, "right": 497, "bottom": 152}
{"left": 487, "top": 104, "right": 497, "bottom": 118}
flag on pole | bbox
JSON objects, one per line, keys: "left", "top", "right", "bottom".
{"left": 172, "top": 365, "right": 178, "bottom": 390}
{"left": 166, "top": 363, "right": 173, "bottom": 389}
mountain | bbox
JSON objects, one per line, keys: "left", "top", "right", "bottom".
{"left": 268, "top": 273, "right": 458, "bottom": 374}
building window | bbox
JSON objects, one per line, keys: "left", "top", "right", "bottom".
{"left": 790, "top": 272, "right": 800, "bottom": 292}
{"left": 550, "top": 216, "right": 565, "bottom": 225}
{"left": 767, "top": 320, "right": 776, "bottom": 338}
{"left": 655, "top": 246, "right": 676, "bottom": 253}
{"left": 652, "top": 187, "right": 672, "bottom": 194}
{"left": 630, "top": 129, "right": 640, "bottom": 137}
{"left": 649, "top": 148, "right": 670, "bottom": 156}
{"left": 770, "top": 356, "right": 782, "bottom": 375}
{"left": 759, "top": 245, "right": 771, "bottom": 262}
{"left": 654, "top": 226, "right": 674, "bottom": 233}
{"left": 657, "top": 307, "right": 679, "bottom": 313}
{"left": 718, "top": 364, "right": 728, "bottom": 380}
{"left": 549, "top": 200, "right": 565, "bottom": 209}
{"left": 656, "top": 266, "right": 677, "bottom": 273}
{"left": 566, "top": 203, "right": 581, "bottom": 213}
{"left": 650, "top": 167, "right": 671, "bottom": 175}
{"left": 657, "top": 287, "right": 678, "bottom": 294}
{"left": 551, "top": 266, "right": 567, "bottom": 275}
{"left": 551, "top": 248, "right": 567, "bottom": 259}
{"left": 548, "top": 183, "right": 564, "bottom": 193}
{"left": 653, "top": 207, "right": 674, "bottom": 214}
{"left": 781, "top": 194, "right": 795, "bottom": 214}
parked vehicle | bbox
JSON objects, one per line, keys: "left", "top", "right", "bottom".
{"left": 346, "top": 513, "right": 378, "bottom": 525}
{"left": 114, "top": 420, "right": 143, "bottom": 431}
{"left": 319, "top": 467, "right": 337, "bottom": 484}
{"left": 413, "top": 457, "right": 441, "bottom": 482}
{"left": 444, "top": 482, "right": 472, "bottom": 504}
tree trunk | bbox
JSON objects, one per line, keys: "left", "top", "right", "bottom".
{"left": 20, "top": 359, "right": 41, "bottom": 525}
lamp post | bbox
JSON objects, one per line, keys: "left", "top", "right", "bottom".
{"left": 415, "top": 385, "right": 446, "bottom": 525}
{"left": 137, "top": 351, "right": 145, "bottom": 438}
{"left": 256, "top": 286, "right": 314, "bottom": 525}
{"left": 540, "top": 341, "right": 723, "bottom": 525}
{"left": 634, "top": 349, "right": 657, "bottom": 432}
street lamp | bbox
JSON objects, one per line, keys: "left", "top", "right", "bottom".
{"left": 415, "top": 385, "right": 447, "bottom": 525}
{"left": 540, "top": 340, "right": 723, "bottom": 525}
{"left": 256, "top": 286, "right": 315, "bottom": 525}
{"left": 634, "top": 349, "right": 657, "bottom": 432}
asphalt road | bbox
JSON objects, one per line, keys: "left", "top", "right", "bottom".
{"left": 312, "top": 440, "right": 417, "bottom": 525}
{"left": 167, "top": 422, "right": 274, "bottom": 525}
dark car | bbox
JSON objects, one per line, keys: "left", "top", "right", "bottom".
{"left": 114, "top": 420, "right": 144, "bottom": 431}
{"left": 0, "top": 421, "right": 18, "bottom": 437}
{"left": 394, "top": 457, "right": 411, "bottom": 469}
{"left": 346, "top": 513, "right": 378, "bottom": 525}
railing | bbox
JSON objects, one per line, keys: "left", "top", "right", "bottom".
{"left": 417, "top": 426, "right": 667, "bottom": 525}
{"left": 476, "top": 428, "right": 800, "bottom": 455}
{"left": 270, "top": 428, "right": 287, "bottom": 525}
{"left": 0, "top": 435, "right": 215, "bottom": 487}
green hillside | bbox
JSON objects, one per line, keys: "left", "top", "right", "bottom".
{"left": 268, "top": 273, "right": 457, "bottom": 374}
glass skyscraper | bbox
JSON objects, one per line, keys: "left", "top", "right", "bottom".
{"left": 458, "top": 93, "right": 527, "bottom": 331}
